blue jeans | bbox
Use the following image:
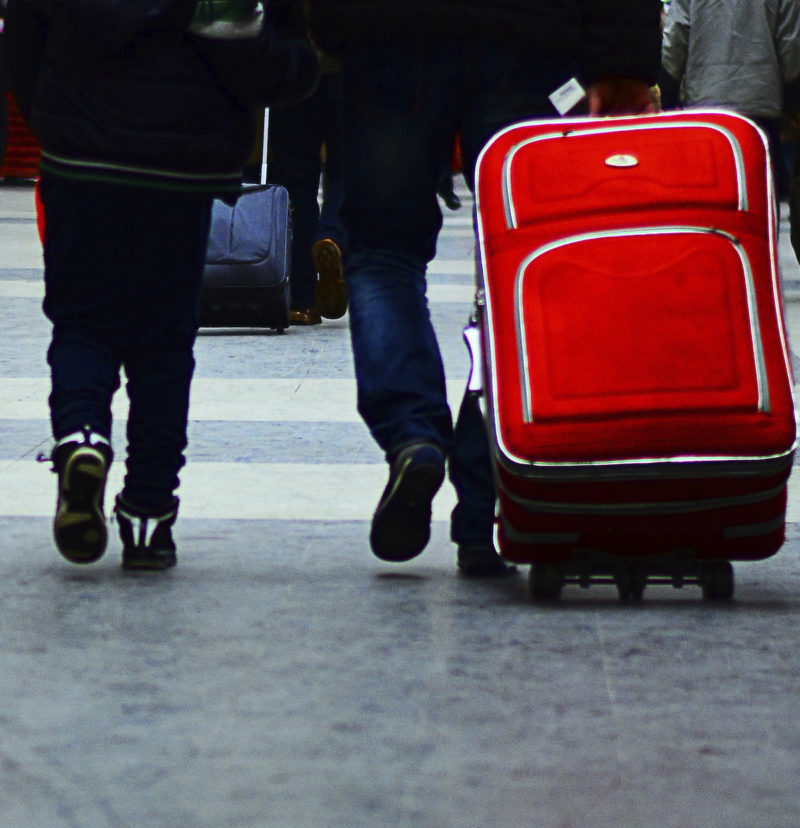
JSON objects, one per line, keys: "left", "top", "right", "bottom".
{"left": 41, "top": 173, "right": 212, "bottom": 511}
{"left": 338, "top": 38, "right": 576, "bottom": 545}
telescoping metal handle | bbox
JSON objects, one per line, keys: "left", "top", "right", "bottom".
{"left": 260, "top": 108, "right": 270, "bottom": 185}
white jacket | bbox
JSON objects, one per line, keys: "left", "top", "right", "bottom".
{"left": 661, "top": 0, "right": 800, "bottom": 118}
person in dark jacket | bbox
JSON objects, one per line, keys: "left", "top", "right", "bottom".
{"left": 305, "top": 0, "right": 663, "bottom": 575}
{"left": 5, "top": 0, "right": 319, "bottom": 570}
{"left": 660, "top": 0, "right": 800, "bottom": 198}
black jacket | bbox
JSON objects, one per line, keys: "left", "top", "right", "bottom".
{"left": 307, "top": 0, "right": 662, "bottom": 85}
{"left": 5, "top": 0, "right": 320, "bottom": 192}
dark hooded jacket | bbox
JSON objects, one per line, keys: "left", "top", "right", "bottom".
{"left": 4, "top": 0, "right": 320, "bottom": 191}
{"left": 306, "top": 0, "right": 662, "bottom": 85}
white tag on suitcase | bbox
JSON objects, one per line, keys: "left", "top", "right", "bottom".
{"left": 549, "top": 77, "right": 586, "bottom": 116}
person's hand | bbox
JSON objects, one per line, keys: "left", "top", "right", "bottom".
{"left": 587, "top": 77, "right": 657, "bottom": 116}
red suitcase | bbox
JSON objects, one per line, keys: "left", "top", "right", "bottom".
{"left": 472, "top": 110, "right": 797, "bottom": 600}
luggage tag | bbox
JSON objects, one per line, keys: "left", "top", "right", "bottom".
{"left": 549, "top": 77, "right": 586, "bottom": 116}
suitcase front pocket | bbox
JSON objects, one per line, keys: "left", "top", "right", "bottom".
{"left": 513, "top": 227, "right": 768, "bottom": 424}
{"left": 502, "top": 123, "right": 747, "bottom": 229}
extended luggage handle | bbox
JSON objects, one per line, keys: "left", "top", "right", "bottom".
{"left": 219, "top": 109, "right": 271, "bottom": 200}
{"left": 232, "top": 109, "right": 271, "bottom": 198}
{"left": 260, "top": 108, "right": 269, "bottom": 186}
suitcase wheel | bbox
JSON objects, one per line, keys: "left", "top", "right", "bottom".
{"left": 700, "top": 561, "right": 735, "bottom": 601}
{"left": 528, "top": 557, "right": 734, "bottom": 602}
{"left": 529, "top": 563, "right": 563, "bottom": 602}
{"left": 615, "top": 567, "right": 646, "bottom": 602}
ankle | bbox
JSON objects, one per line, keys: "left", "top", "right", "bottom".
{"left": 52, "top": 425, "right": 112, "bottom": 471}
{"left": 116, "top": 493, "right": 178, "bottom": 518}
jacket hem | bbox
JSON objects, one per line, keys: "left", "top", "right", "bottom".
{"left": 40, "top": 153, "right": 242, "bottom": 194}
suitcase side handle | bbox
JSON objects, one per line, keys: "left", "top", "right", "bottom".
{"left": 463, "top": 302, "right": 485, "bottom": 395}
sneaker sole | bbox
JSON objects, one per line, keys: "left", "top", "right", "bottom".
{"left": 53, "top": 448, "right": 107, "bottom": 564}
{"left": 457, "top": 552, "right": 517, "bottom": 578}
{"left": 121, "top": 551, "right": 177, "bottom": 571}
{"left": 370, "top": 459, "right": 445, "bottom": 562}
{"left": 313, "top": 240, "right": 348, "bottom": 320}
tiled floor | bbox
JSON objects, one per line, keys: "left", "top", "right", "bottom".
{"left": 1, "top": 179, "right": 799, "bottom": 827}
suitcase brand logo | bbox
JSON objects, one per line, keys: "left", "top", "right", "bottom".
{"left": 605, "top": 154, "right": 639, "bottom": 168}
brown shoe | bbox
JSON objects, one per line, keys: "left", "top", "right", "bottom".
{"left": 290, "top": 307, "right": 322, "bottom": 326}
{"left": 312, "top": 238, "right": 348, "bottom": 319}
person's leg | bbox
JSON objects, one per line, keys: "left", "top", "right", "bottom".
{"left": 448, "top": 392, "right": 504, "bottom": 574}
{"left": 313, "top": 72, "right": 349, "bottom": 319}
{"left": 789, "top": 139, "right": 800, "bottom": 264}
{"left": 40, "top": 173, "right": 125, "bottom": 563}
{"left": 65, "top": 181, "right": 211, "bottom": 569}
{"left": 753, "top": 117, "right": 788, "bottom": 203}
{"left": 449, "top": 42, "right": 578, "bottom": 573}
{"left": 118, "top": 189, "right": 212, "bottom": 511}
{"left": 340, "top": 41, "right": 458, "bottom": 452}
{"left": 42, "top": 175, "right": 126, "bottom": 440}
{"left": 115, "top": 188, "right": 211, "bottom": 569}
{"left": 268, "top": 92, "right": 325, "bottom": 320}
{"left": 338, "top": 40, "right": 459, "bottom": 560}
{"left": 317, "top": 72, "right": 346, "bottom": 249}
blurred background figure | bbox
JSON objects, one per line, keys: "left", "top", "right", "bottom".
{"left": 268, "top": 58, "right": 348, "bottom": 326}
{"left": 660, "top": 0, "right": 800, "bottom": 199}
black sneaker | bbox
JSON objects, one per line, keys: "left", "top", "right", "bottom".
{"left": 457, "top": 544, "right": 517, "bottom": 578}
{"left": 50, "top": 426, "right": 112, "bottom": 564}
{"left": 115, "top": 496, "right": 178, "bottom": 571}
{"left": 370, "top": 442, "right": 445, "bottom": 562}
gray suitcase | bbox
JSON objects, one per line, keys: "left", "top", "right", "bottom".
{"left": 199, "top": 109, "right": 291, "bottom": 332}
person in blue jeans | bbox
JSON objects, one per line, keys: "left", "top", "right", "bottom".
{"left": 306, "top": 1, "right": 662, "bottom": 575}
{"left": 6, "top": 0, "right": 318, "bottom": 569}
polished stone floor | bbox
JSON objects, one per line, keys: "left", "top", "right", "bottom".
{"left": 1, "top": 177, "right": 799, "bottom": 828}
